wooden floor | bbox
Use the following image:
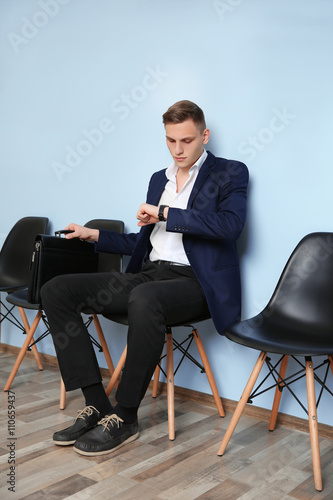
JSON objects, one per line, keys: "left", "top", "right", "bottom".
{"left": 1, "top": 351, "right": 333, "bottom": 500}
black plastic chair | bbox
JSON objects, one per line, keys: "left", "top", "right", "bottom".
{"left": 101, "top": 312, "right": 225, "bottom": 441}
{"left": 0, "top": 216, "right": 49, "bottom": 365}
{"left": 4, "top": 219, "right": 124, "bottom": 399}
{"left": 217, "top": 232, "right": 333, "bottom": 492}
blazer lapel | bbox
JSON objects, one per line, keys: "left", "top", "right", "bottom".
{"left": 187, "top": 151, "right": 215, "bottom": 208}
{"left": 146, "top": 170, "right": 168, "bottom": 206}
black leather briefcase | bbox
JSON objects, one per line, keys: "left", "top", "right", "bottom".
{"left": 27, "top": 231, "right": 98, "bottom": 304}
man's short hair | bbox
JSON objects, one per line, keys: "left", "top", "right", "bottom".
{"left": 163, "top": 100, "right": 206, "bottom": 132}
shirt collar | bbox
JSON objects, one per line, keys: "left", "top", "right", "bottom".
{"left": 166, "top": 149, "right": 208, "bottom": 181}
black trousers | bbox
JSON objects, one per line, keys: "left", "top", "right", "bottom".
{"left": 41, "top": 261, "right": 210, "bottom": 408}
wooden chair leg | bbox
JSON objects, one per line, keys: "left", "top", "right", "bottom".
{"left": 192, "top": 328, "right": 225, "bottom": 417}
{"left": 105, "top": 345, "right": 127, "bottom": 396}
{"left": 4, "top": 311, "right": 43, "bottom": 391}
{"left": 269, "top": 355, "right": 289, "bottom": 431}
{"left": 217, "top": 351, "right": 267, "bottom": 456}
{"left": 18, "top": 307, "right": 43, "bottom": 370}
{"left": 152, "top": 363, "right": 161, "bottom": 398}
{"left": 166, "top": 329, "right": 175, "bottom": 440}
{"left": 328, "top": 355, "right": 333, "bottom": 376}
{"left": 60, "top": 378, "right": 66, "bottom": 410}
{"left": 306, "top": 357, "right": 322, "bottom": 492}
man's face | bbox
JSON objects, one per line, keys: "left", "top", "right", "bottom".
{"left": 165, "top": 119, "right": 210, "bottom": 170}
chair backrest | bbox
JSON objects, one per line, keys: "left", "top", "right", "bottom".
{"left": 0, "top": 216, "right": 49, "bottom": 291}
{"left": 266, "top": 232, "right": 333, "bottom": 332}
{"left": 84, "top": 219, "right": 124, "bottom": 273}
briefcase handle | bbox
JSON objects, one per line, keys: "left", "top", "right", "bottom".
{"left": 55, "top": 230, "right": 75, "bottom": 237}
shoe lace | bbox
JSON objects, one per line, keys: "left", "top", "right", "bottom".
{"left": 75, "top": 405, "right": 98, "bottom": 422}
{"left": 98, "top": 414, "right": 124, "bottom": 432}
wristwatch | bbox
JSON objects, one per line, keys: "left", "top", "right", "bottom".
{"left": 158, "top": 205, "right": 168, "bottom": 222}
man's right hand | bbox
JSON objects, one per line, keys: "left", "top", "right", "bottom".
{"left": 63, "top": 223, "right": 99, "bottom": 242}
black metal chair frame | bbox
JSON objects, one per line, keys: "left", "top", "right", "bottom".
{"left": 247, "top": 355, "right": 333, "bottom": 413}
{"left": 0, "top": 301, "right": 26, "bottom": 333}
{"left": 156, "top": 325, "right": 206, "bottom": 379}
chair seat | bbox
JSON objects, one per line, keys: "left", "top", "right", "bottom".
{"left": 103, "top": 313, "right": 212, "bottom": 329}
{"left": 6, "top": 288, "right": 41, "bottom": 310}
{"left": 225, "top": 313, "right": 333, "bottom": 356}
{"left": 0, "top": 282, "right": 27, "bottom": 293}
{"left": 103, "top": 313, "right": 128, "bottom": 325}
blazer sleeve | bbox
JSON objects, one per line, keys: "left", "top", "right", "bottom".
{"left": 166, "top": 161, "right": 249, "bottom": 242}
{"left": 95, "top": 230, "right": 139, "bottom": 256}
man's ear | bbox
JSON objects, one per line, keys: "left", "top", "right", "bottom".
{"left": 203, "top": 128, "right": 210, "bottom": 144}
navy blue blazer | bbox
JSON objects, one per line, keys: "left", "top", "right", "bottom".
{"left": 96, "top": 151, "right": 249, "bottom": 334}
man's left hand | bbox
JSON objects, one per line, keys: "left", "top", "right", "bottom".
{"left": 136, "top": 203, "right": 159, "bottom": 226}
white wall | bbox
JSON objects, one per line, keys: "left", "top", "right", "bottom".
{"left": 1, "top": 0, "right": 332, "bottom": 425}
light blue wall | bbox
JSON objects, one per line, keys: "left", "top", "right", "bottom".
{"left": 1, "top": 0, "right": 332, "bottom": 425}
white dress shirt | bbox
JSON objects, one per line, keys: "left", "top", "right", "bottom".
{"left": 149, "top": 150, "right": 208, "bottom": 265}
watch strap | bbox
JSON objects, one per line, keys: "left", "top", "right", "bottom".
{"left": 158, "top": 205, "right": 168, "bottom": 222}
